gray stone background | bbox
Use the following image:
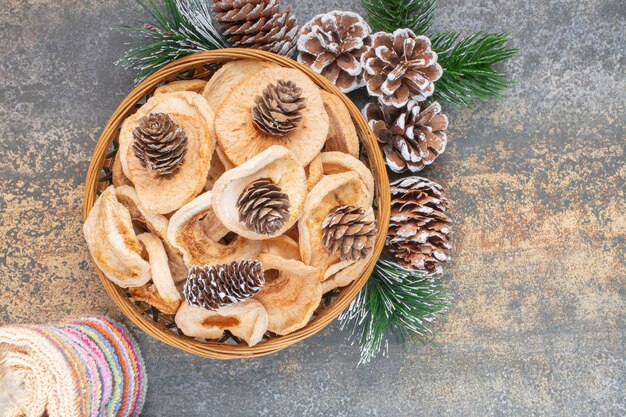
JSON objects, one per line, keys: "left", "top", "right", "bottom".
{"left": 1, "top": 0, "right": 625, "bottom": 416}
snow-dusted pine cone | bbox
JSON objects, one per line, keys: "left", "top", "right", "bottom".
{"left": 361, "top": 29, "right": 442, "bottom": 107}
{"left": 252, "top": 80, "right": 306, "bottom": 136}
{"left": 364, "top": 100, "right": 448, "bottom": 173}
{"left": 297, "top": 11, "right": 371, "bottom": 93}
{"left": 322, "top": 205, "right": 377, "bottom": 261}
{"left": 388, "top": 177, "right": 451, "bottom": 275}
{"left": 132, "top": 113, "right": 188, "bottom": 176}
{"left": 237, "top": 178, "right": 291, "bottom": 235}
{"left": 184, "top": 261, "right": 265, "bottom": 310}
{"left": 212, "top": 0, "right": 298, "bottom": 56}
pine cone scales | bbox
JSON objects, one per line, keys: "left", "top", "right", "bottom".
{"left": 322, "top": 205, "right": 377, "bottom": 261}
{"left": 237, "top": 178, "right": 290, "bottom": 235}
{"left": 364, "top": 100, "right": 448, "bottom": 173}
{"left": 362, "top": 29, "right": 442, "bottom": 107}
{"left": 388, "top": 177, "right": 451, "bottom": 275}
{"left": 132, "top": 113, "right": 188, "bottom": 176}
{"left": 297, "top": 11, "right": 371, "bottom": 93}
{"left": 252, "top": 80, "right": 306, "bottom": 136}
{"left": 184, "top": 261, "right": 265, "bottom": 310}
{"left": 213, "top": 0, "right": 298, "bottom": 55}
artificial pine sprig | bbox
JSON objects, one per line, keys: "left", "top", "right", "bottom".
{"left": 361, "top": 0, "right": 436, "bottom": 35}
{"left": 360, "top": 0, "right": 517, "bottom": 106}
{"left": 117, "top": 0, "right": 225, "bottom": 83}
{"left": 339, "top": 259, "right": 450, "bottom": 364}
{"left": 431, "top": 31, "right": 519, "bottom": 105}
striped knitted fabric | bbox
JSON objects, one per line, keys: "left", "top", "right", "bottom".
{"left": 0, "top": 316, "right": 146, "bottom": 417}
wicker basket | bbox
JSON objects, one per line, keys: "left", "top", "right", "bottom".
{"left": 83, "top": 49, "right": 390, "bottom": 359}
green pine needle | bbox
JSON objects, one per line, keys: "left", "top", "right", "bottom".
{"left": 431, "top": 31, "right": 519, "bottom": 105}
{"left": 339, "top": 259, "right": 450, "bottom": 364}
{"left": 116, "top": 0, "right": 226, "bottom": 83}
{"left": 361, "top": 0, "right": 437, "bottom": 35}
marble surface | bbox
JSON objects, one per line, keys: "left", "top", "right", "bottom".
{"left": 1, "top": 0, "right": 624, "bottom": 416}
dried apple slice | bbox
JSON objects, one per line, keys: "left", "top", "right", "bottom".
{"left": 115, "top": 185, "right": 188, "bottom": 283}
{"left": 83, "top": 186, "right": 151, "bottom": 287}
{"left": 167, "top": 191, "right": 262, "bottom": 267}
{"left": 202, "top": 59, "right": 279, "bottom": 111}
{"left": 211, "top": 145, "right": 307, "bottom": 240}
{"left": 306, "top": 153, "right": 324, "bottom": 191}
{"left": 298, "top": 172, "right": 373, "bottom": 276}
{"left": 154, "top": 79, "right": 207, "bottom": 95}
{"left": 215, "top": 67, "right": 329, "bottom": 167}
{"left": 118, "top": 92, "right": 215, "bottom": 214}
{"left": 320, "top": 151, "right": 375, "bottom": 201}
{"left": 203, "top": 149, "right": 227, "bottom": 192}
{"left": 112, "top": 151, "right": 132, "bottom": 187}
{"left": 115, "top": 185, "right": 169, "bottom": 238}
{"left": 320, "top": 205, "right": 376, "bottom": 287}
{"left": 253, "top": 253, "right": 322, "bottom": 335}
{"left": 262, "top": 235, "right": 301, "bottom": 260}
{"left": 320, "top": 90, "right": 359, "bottom": 157}
{"left": 136, "top": 233, "right": 181, "bottom": 310}
{"left": 321, "top": 247, "right": 374, "bottom": 293}
{"left": 215, "top": 145, "right": 235, "bottom": 170}
{"left": 175, "top": 300, "right": 268, "bottom": 347}
{"left": 283, "top": 223, "right": 300, "bottom": 242}
{"left": 129, "top": 284, "right": 179, "bottom": 314}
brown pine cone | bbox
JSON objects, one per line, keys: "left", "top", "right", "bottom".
{"left": 297, "top": 11, "right": 371, "bottom": 93}
{"left": 212, "top": 0, "right": 298, "bottom": 56}
{"left": 322, "top": 205, "right": 377, "bottom": 261}
{"left": 388, "top": 177, "right": 451, "bottom": 275}
{"left": 364, "top": 100, "right": 448, "bottom": 173}
{"left": 132, "top": 113, "right": 188, "bottom": 176}
{"left": 252, "top": 80, "right": 306, "bottom": 136}
{"left": 184, "top": 260, "right": 265, "bottom": 310}
{"left": 237, "top": 178, "right": 290, "bottom": 235}
{"left": 361, "top": 29, "right": 442, "bottom": 107}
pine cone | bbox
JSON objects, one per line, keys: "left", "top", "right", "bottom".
{"left": 361, "top": 29, "right": 442, "bottom": 107}
{"left": 132, "top": 113, "right": 188, "bottom": 176}
{"left": 364, "top": 100, "right": 448, "bottom": 173}
{"left": 322, "top": 205, "right": 377, "bottom": 261}
{"left": 237, "top": 178, "right": 290, "bottom": 235}
{"left": 252, "top": 80, "right": 306, "bottom": 136}
{"left": 183, "top": 260, "right": 265, "bottom": 310}
{"left": 388, "top": 177, "right": 451, "bottom": 275}
{"left": 297, "top": 11, "right": 371, "bottom": 93}
{"left": 213, "top": 0, "right": 298, "bottom": 56}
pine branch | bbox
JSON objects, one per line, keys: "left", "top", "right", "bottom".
{"left": 432, "top": 31, "right": 519, "bottom": 105}
{"left": 361, "top": 0, "right": 436, "bottom": 35}
{"left": 116, "top": 0, "right": 226, "bottom": 83}
{"left": 339, "top": 259, "right": 450, "bottom": 364}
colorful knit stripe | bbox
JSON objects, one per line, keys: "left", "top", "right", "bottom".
{"left": 69, "top": 318, "right": 132, "bottom": 417}
{"left": 69, "top": 317, "right": 141, "bottom": 417}
{"left": 29, "top": 326, "right": 88, "bottom": 416}
{"left": 68, "top": 316, "right": 147, "bottom": 417}
{"left": 0, "top": 317, "right": 146, "bottom": 417}
{"left": 66, "top": 321, "right": 126, "bottom": 417}
{"left": 63, "top": 326, "right": 115, "bottom": 410}
{"left": 53, "top": 327, "right": 100, "bottom": 416}
{"left": 117, "top": 323, "right": 147, "bottom": 417}
{"left": 92, "top": 317, "right": 147, "bottom": 417}
{"left": 55, "top": 326, "right": 105, "bottom": 417}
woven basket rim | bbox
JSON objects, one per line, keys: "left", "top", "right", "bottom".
{"left": 83, "top": 48, "right": 390, "bottom": 359}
